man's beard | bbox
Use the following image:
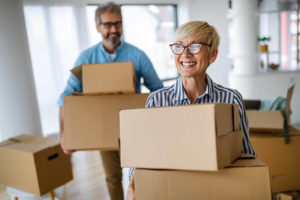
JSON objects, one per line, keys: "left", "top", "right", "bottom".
{"left": 103, "top": 32, "right": 121, "bottom": 46}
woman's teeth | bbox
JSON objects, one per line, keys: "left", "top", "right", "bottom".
{"left": 182, "top": 62, "right": 196, "bottom": 66}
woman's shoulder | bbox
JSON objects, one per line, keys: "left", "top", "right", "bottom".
{"left": 212, "top": 81, "right": 244, "bottom": 103}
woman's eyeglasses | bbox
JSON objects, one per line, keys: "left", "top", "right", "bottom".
{"left": 169, "top": 43, "right": 211, "bottom": 55}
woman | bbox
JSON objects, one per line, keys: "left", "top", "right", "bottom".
{"left": 126, "top": 21, "right": 256, "bottom": 200}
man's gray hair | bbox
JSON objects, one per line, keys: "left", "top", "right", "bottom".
{"left": 95, "top": 2, "right": 122, "bottom": 25}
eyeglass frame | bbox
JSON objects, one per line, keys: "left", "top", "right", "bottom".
{"left": 169, "top": 42, "right": 212, "bottom": 55}
{"left": 100, "top": 21, "right": 122, "bottom": 29}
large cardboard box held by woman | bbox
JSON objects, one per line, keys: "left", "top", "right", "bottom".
{"left": 120, "top": 103, "right": 242, "bottom": 171}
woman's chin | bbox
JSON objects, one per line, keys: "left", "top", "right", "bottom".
{"left": 180, "top": 71, "right": 196, "bottom": 78}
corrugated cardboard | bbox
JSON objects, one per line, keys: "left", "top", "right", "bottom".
{"left": 246, "top": 85, "right": 294, "bottom": 132}
{"left": 276, "top": 191, "right": 300, "bottom": 200}
{"left": 71, "top": 62, "right": 135, "bottom": 94}
{"left": 250, "top": 126, "right": 300, "bottom": 192}
{"left": 0, "top": 134, "right": 73, "bottom": 196}
{"left": 135, "top": 158, "right": 271, "bottom": 200}
{"left": 120, "top": 103, "right": 242, "bottom": 171}
{"left": 64, "top": 93, "right": 148, "bottom": 150}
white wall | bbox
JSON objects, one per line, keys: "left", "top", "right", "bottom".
{"left": 229, "top": 71, "right": 300, "bottom": 124}
{"left": 0, "top": 0, "right": 42, "bottom": 141}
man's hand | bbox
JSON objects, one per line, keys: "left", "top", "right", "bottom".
{"left": 126, "top": 172, "right": 136, "bottom": 200}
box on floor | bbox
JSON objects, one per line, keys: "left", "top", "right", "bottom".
{"left": 135, "top": 157, "right": 271, "bottom": 200}
{"left": 0, "top": 134, "right": 73, "bottom": 196}
{"left": 246, "top": 85, "right": 294, "bottom": 132}
{"left": 250, "top": 126, "right": 300, "bottom": 192}
{"left": 121, "top": 103, "right": 243, "bottom": 171}
{"left": 64, "top": 93, "right": 149, "bottom": 150}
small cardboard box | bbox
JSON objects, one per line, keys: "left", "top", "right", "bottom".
{"left": 64, "top": 93, "right": 149, "bottom": 150}
{"left": 246, "top": 85, "right": 294, "bottom": 132}
{"left": 121, "top": 103, "right": 242, "bottom": 171}
{"left": 71, "top": 62, "right": 135, "bottom": 94}
{"left": 0, "top": 134, "right": 73, "bottom": 196}
{"left": 250, "top": 126, "right": 300, "bottom": 192}
{"left": 135, "top": 158, "right": 271, "bottom": 200}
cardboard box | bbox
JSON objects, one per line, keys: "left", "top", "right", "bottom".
{"left": 250, "top": 126, "right": 300, "bottom": 192}
{"left": 0, "top": 134, "right": 73, "bottom": 196}
{"left": 64, "top": 93, "right": 149, "bottom": 150}
{"left": 135, "top": 158, "right": 271, "bottom": 200}
{"left": 121, "top": 103, "right": 243, "bottom": 171}
{"left": 246, "top": 85, "right": 294, "bottom": 132}
{"left": 71, "top": 62, "right": 135, "bottom": 94}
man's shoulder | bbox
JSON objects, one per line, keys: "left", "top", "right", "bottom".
{"left": 80, "top": 43, "right": 101, "bottom": 57}
{"left": 122, "top": 42, "right": 144, "bottom": 54}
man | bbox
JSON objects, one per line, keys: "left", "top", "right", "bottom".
{"left": 58, "top": 2, "right": 163, "bottom": 200}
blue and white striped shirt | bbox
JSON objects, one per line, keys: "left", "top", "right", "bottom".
{"left": 129, "top": 75, "right": 256, "bottom": 178}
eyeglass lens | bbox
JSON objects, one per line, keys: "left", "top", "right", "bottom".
{"left": 171, "top": 43, "right": 202, "bottom": 55}
{"left": 101, "top": 21, "right": 122, "bottom": 28}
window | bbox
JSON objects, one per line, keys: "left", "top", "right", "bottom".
{"left": 23, "top": 2, "right": 178, "bottom": 136}
{"left": 259, "top": 0, "right": 300, "bottom": 71}
{"left": 87, "top": 4, "right": 178, "bottom": 87}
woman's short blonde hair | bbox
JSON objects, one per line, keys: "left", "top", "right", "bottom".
{"left": 174, "top": 21, "right": 220, "bottom": 55}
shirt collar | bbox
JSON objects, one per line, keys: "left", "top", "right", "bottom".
{"left": 174, "top": 74, "right": 214, "bottom": 102}
{"left": 99, "top": 40, "right": 124, "bottom": 59}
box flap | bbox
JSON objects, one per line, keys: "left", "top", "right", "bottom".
{"left": 285, "top": 84, "right": 295, "bottom": 123}
{"left": 0, "top": 134, "right": 59, "bottom": 153}
{"left": 229, "top": 158, "right": 267, "bottom": 168}
{"left": 70, "top": 65, "right": 82, "bottom": 81}
{"left": 233, "top": 104, "right": 240, "bottom": 131}
{"left": 251, "top": 125, "right": 300, "bottom": 137}
{"left": 247, "top": 110, "right": 284, "bottom": 131}
{"left": 215, "top": 103, "right": 239, "bottom": 136}
{"left": 71, "top": 91, "right": 135, "bottom": 96}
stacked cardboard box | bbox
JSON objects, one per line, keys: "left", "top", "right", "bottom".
{"left": 0, "top": 134, "right": 73, "bottom": 196}
{"left": 120, "top": 104, "right": 272, "bottom": 199}
{"left": 246, "top": 85, "right": 294, "bottom": 132}
{"left": 63, "top": 62, "right": 149, "bottom": 151}
{"left": 250, "top": 126, "right": 300, "bottom": 193}
{"left": 246, "top": 85, "right": 300, "bottom": 193}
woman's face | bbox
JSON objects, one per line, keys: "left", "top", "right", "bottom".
{"left": 174, "top": 35, "right": 215, "bottom": 79}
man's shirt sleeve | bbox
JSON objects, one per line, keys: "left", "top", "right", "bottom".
{"left": 139, "top": 52, "right": 163, "bottom": 92}
{"left": 57, "top": 74, "right": 82, "bottom": 107}
{"left": 57, "top": 53, "right": 87, "bottom": 107}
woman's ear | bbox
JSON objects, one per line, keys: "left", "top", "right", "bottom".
{"left": 210, "top": 49, "right": 218, "bottom": 64}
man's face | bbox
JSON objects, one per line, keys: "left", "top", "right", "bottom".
{"left": 96, "top": 11, "right": 123, "bottom": 47}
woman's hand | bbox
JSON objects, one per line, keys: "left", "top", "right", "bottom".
{"left": 126, "top": 172, "right": 136, "bottom": 200}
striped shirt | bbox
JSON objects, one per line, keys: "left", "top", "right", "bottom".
{"left": 129, "top": 75, "right": 256, "bottom": 178}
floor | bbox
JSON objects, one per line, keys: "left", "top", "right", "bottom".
{"left": 0, "top": 151, "right": 130, "bottom": 200}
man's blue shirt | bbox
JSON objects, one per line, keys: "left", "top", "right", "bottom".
{"left": 58, "top": 41, "right": 163, "bottom": 106}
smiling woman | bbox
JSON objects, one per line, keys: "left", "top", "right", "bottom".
{"left": 126, "top": 21, "right": 256, "bottom": 199}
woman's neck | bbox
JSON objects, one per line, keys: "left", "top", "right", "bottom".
{"left": 182, "top": 74, "right": 207, "bottom": 103}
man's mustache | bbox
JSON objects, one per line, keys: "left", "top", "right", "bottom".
{"left": 107, "top": 32, "right": 120, "bottom": 37}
